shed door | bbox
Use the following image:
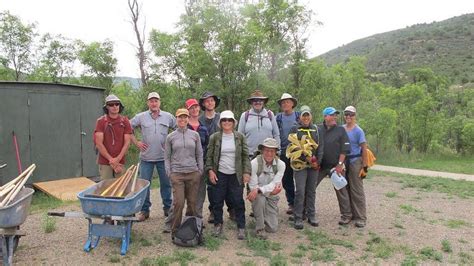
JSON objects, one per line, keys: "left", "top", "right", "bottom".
{"left": 28, "top": 92, "right": 82, "bottom": 182}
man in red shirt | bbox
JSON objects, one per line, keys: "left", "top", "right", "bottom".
{"left": 94, "top": 94, "right": 132, "bottom": 179}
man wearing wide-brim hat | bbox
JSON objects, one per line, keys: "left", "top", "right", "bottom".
{"left": 275, "top": 93, "right": 300, "bottom": 216}
{"left": 247, "top": 138, "right": 286, "bottom": 239}
{"left": 238, "top": 90, "right": 280, "bottom": 157}
{"left": 94, "top": 94, "right": 132, "bottom": 180}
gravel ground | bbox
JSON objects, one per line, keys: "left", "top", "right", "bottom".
{"left": 10, "top": 173, "right": 474, "bottom": 265}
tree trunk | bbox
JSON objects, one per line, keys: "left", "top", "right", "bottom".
{"left": 128, "top": 0, "right": 148, "bottom": 86}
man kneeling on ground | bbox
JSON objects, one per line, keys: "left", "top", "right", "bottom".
{"left": 247, "top": 138, "right": 285, "bottom": 239}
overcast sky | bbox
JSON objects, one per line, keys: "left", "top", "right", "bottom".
{"left": 2, "top": 0, "right": 473, "bottom": 78}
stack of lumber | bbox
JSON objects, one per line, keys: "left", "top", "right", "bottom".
{"left": 0, "top": 164, "right": 36, "bottom": 208}
{"left": 97, "top": 164, "right": 139, "bottom": 198}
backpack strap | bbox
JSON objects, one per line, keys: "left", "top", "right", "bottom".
{"left": 245, "top": 110, "right": 273, "bottom": 122}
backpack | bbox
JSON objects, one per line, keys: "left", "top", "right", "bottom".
{"left": 255, "top": 155, "right": 279, "bottom": 177}
{"left": 244, "top": 110, "right": 274, "bottom": 122}
{"left": 172, "top": 216, "right": 204, "bottom": 247}
{"left": 276, "top": 111, "right": 301, "bottom": 130}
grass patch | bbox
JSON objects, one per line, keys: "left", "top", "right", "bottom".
{"left": 30, "top": 191, "right": 77, "bottom": 213}
{"left": 41, "top": 213, "right": 56, "bottom": 233}
{"left": 204, "top": 232, "right": 223, "bottom": 251}
{"left": 240, "top": 260, "right": 257, "bottom": 266}
{"left": 365, "top": 232, "right": 396, "bottom": 259}
{"left": 245, "top": 234, "right": 282, "bottom": 258}
{"left": 385, "top": 192, "right": 398, "bottom": 198}
{"left": 441, "top": 239, "right": 453, "bottom": 253}
{"left": 305, "top": 230, "right": 355, "bottom": 250}
{"left": 310, "top": 248, "right": 337, "bottom": 262}
{"left": 376, "top": 151, "right": 474, "bottom": 175}
{"left": 399, "top": 204, "right": 420, "bottom": 214}
{"left": 459, "top": 251, "right": 473, "bottom": 264}
{"left": 445, "top": 219, "right": 470, "bottom": 228}
{"left": 374, "top": 170, "right": 474, "bottom": 199}
{"left": 419, "top": 246, "right": 443, "bottom": 261}
{"left": 401, "top": 254, "right": 419, "bottom": 266}
{"left": 140, "top": 250, "right": 196, "bottom": 266}
{"left": 108, "top": 254, "right": 121, "bottom": 263}
{"left": 269, "top": 253, "right": 287, "bottom": 265}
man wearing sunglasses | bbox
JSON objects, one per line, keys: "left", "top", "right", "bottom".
{"left": 238, "top": 90, "right": 280, "bottom": 158}
{"left": 94, "top": 94, "right": 132, "bottom": 180}
{"left": 316, "top": 107, "right": 351, "bottom": 226}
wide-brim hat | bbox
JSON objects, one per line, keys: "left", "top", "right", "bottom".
{"left": 277, "top": 93, "right": 297, "bottom": 108}
{"left": 199, "top": 91, "right": 221, "bottom": 110}
{"left": 258, "top": 138, "right": 279, "bottom": 151}
{"left": 218, "top": 110, "right": 238, "bottom": 128}
{"left": 103, "top": 94, "right": 124, "bottom": 114}
{"left": 246, "top": 89, "right": 269, "bottom": 104}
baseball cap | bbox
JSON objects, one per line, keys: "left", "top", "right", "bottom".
{"left": 175, "top": 108, "right": 189, "bottom": 117}
{"left": 147, "top": 92, "right": 160, "bottom": 100}
{"left": 300, "top": 105, "right": 312, "bottom": 115}
{"left": 322, "top": 107, "right": 340, "bottom": 116}
{"left": 185, "top": 98, "right": 199, "bottom": 109}
{"left": 344, "top": 106, "right": 356, "bottom": 113}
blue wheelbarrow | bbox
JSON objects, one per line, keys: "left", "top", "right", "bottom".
{"left": 48, "top": 179, "right": 149, "bottom": 255}
{"left": 0, "top": 187, "right": 35, "bottom": 266}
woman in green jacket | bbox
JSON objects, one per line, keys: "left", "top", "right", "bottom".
{"left": 206, "top": 110, "right": 251, "bottom": 240}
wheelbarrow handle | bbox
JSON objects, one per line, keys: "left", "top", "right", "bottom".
{"left": 47, "top": 211, "right": 66, "bottom": 217}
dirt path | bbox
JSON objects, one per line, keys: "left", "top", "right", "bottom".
{"left": 372, "top": 165, "right": 474, "bottom": 181}
{"left": 11, "top": 172, "right": 474, "bottom": 265}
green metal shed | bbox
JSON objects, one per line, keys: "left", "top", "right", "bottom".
{"left": 0, "top": 81, "right": 105, "bottom": 184}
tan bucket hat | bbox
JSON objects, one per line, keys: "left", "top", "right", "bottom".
{"left": 246, "top": 90, "right": 269, "bottom": 104}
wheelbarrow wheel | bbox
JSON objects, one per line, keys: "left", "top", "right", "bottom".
{"left": 0, "top": 235, "right": 20, "bottom": 258}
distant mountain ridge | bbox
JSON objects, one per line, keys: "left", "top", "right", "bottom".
{"left": 114, "top": 76, "right": 141, "bottom": 89}
{"left": 317, "top": 13, "right": 474, "bottom": 84}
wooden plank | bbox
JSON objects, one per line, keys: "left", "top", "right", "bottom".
{"left": 33, "top": 177, "right": 95, "bottom": 201}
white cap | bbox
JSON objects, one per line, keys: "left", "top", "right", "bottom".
{"left": 344, "top": 106, "right": 356, "bottom": 113}
{"left": 147, "top": 92, "right": 160, "bottom": 100}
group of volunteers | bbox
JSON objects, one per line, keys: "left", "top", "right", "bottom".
{"left": 93, "top": 89, "right": 369, "bottom": 241}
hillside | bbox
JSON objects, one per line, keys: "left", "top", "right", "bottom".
{"left": 318, "top": 13, "right": 474, "bottom": 85}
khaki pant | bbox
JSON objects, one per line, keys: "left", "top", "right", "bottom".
{"left": 251, "top": 194, "right": 279, "bottom": 232}
{"left": 317, "top": 168, "right": 352, "bottom": 220}
{"left": 99, "top": 164, "right": 123, "bottom": 180}
{"left": 170, "top": 171, "right": 201, "bottom": 234}
{"left": 343, "top": 158, "right": 366, "bottom": 222}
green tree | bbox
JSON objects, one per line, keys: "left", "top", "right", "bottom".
{"left": 362, "top": 107, "right": 397, "bottom": 153}
{"left": 31, "top": 33, "right": 77, "bottom": 82}
{"left": 461, "top": 122, "right": 474, "bottom": 154}
{"left": 0, "top": 11, "right": 37, "bottom": 80}
{"left": 77, "top": 40, "right": 117, "bottom": 92}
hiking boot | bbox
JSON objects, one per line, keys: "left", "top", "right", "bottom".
{"left": 213, "top": 224, "right": 223, "bottom": 237}
{"left": 286, "top": 205, "right": 294, "bottom": 215}
{"left": 137, "top": 211, "right": 150, "bottom": 222}
{"left": 355, "top": 220, "right": 366, "bottom": 228}
{"left": 163, "top": 208, "right": 170, "bottom": 217}
{"left": 237, "top": 228, "right": 246, "bottom": 240}
{"left": 255, "top": 229, "right": 267, "bottom": 240}
{"left": 308, "top": 218, "right": 319, "bottom": 227}
{"left": 338, "top": 217, "right": 351, "bottom": 225}
{"left": 162, "top": 223, "right": 171, "bottom": 233}
{"left": 249, "top": 212, "right": 255, "bottom": 218}
{"left": 294, "top": 219, "right": 304, "bottom": 230}
{"left": 208, "top": 213, "right": 215, "bottom": 224}
{"left": 288, "top": 216, "right": 295, "bottom": 221}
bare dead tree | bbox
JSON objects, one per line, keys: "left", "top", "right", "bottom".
{"left": 128, "top": 0, "right": 148, "bottom": 86}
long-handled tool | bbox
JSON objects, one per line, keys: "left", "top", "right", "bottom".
{"left": 11, "top": 131, "right": 22, "bottom": 175}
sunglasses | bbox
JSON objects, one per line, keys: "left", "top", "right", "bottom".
{"left": 251, "top": 99, "right": 264, "bottom": 103}
{"left": 107, "top": 102, "right": 120, "bottom": 107}
{"left": 344, "top": 112, "right": 355, "bottom": 117}
{"left": 221, "top": 118, "right": 234, "bottom": 123}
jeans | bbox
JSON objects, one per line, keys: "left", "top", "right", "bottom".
{"left": 211, "top": 172, "right": 246, "bottom": 229}
{"left": 280, "top": 153, "right": 295, "bottom": 207}
{"left": 140, "top": 160, "right": 172, "bottom": 213}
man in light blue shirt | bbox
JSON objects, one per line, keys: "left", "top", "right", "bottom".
{"left": 131, "top": 92, "right": 176, "bottom": 221}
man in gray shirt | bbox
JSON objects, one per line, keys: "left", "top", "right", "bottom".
{"left": 130, "top": 92, "right": 176, "bottom": 221}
